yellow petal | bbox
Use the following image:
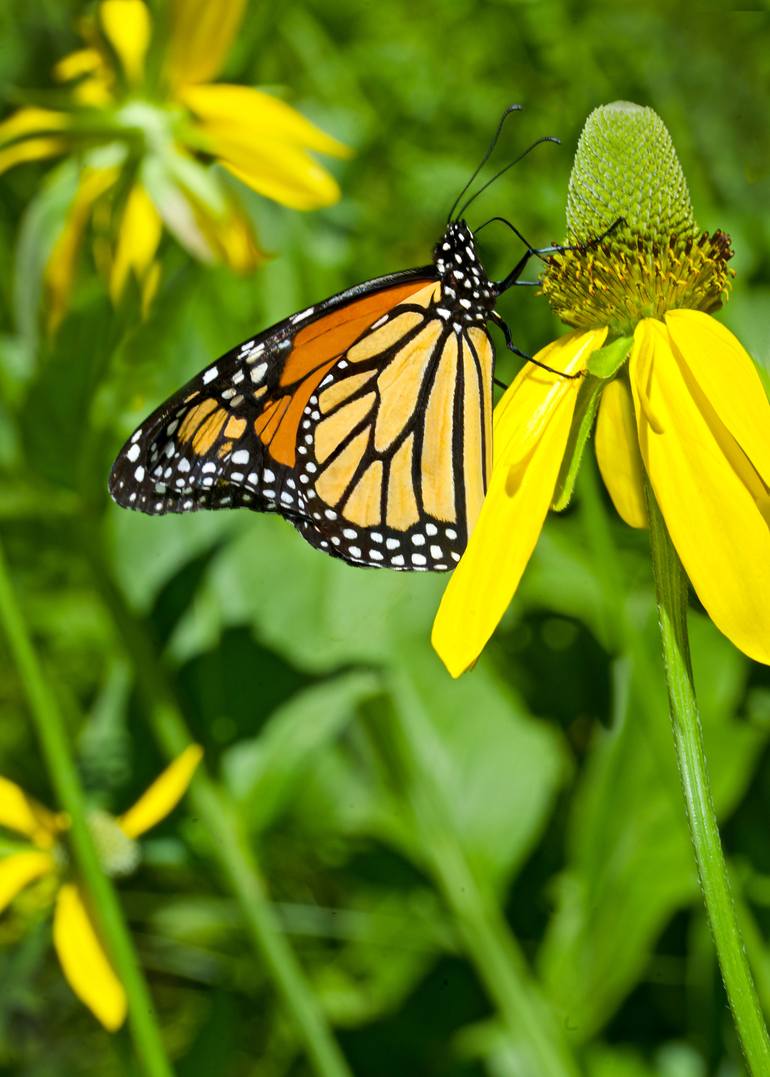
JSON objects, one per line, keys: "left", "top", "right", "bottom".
{"left": 595, "top": 377, "right": 648, "bottom": 528}
{"left": 165, "top": 0, "right": 246, "bottom": 87}
{"left": 0, "top": 776, "right": 64, "bottom": 847}
{"left": 193, "top": 196, "right": 263, "bottom": 273}
{"left": 665, "top": 309, "right": 770, "bottom": 485}
{"left": 179, "top": 84, "right": 349, "bottom": 157}
{"left": 99, "top": 0, "right": 151, "bottom": 85}
{"left": 119, "top": 745, "right": 202, "bottom": 839}
{"left": 179, "top": 85, "right": 347, "bottom": 210}
{"left": 0, "top": 851, "right": 56, "bottom": 913}
{"left": 0, "top": 108, "right": 71, "bottom": 145}
{"left": 0, "top": 137, "right": 68, "bottom": 176}
{"left": 53, "top": 48, "right": 103, "bottom": 83}
{"left": 109, "top": 183, "right": 163, "bottom": 302}
{"left": 432, "top": 329, "right": 606, "bottom": 677}
{"left": 630, "top": 319, "right": 770, "bottom": 665}
{"left": 53, "top": 883, "right": 126, "bottom": 1030}
{"left": 45, "top": 167, "right": 118, "bottom": 332}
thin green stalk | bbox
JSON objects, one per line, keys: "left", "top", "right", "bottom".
{"left": 387, "top": 687, "right": 579, "bottom": 1077}
{"left": 0, "top": 538, "right": 172, "bottom": 1077}
{"left": 646, "top": 488, "right": 770, "bottom": 1073}
{"left": 82, "top": 528, "right": 352, "bottom": 1077}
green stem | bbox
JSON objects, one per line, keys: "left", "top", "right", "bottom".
{"left": 82, "top": 528, "right": 352, "bottom": 1077}
{"left": 0, "top": 538, "right": 172, "bottom": 1077}
{"left": 646, "top": 488, "right": 770, "bottom": 1073}
{"left": 388, "top": 686, "right": 579, "bottom": 1077}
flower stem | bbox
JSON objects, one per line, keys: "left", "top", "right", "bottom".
{"left": 0, "top": 538, "right": 172, "bottom": 1077}
{"left": 81, "top": 527, "right": 352, "bottom": 1077}
{"left": 646, "top": 488, "right": 770, "bottom": 1072}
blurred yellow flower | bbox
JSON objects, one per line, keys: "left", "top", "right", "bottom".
{"left": 433, "top": 103, "right": 770, "bottom": 677}
{"left": 0, "top": 0, "right": 348, "bottom": 328}
{"left": 0, "top": 745, "right": 202, "bottom": 1029}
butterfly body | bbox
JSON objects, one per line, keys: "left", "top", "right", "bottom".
{"left": 110, "top": 220, "right": 507, "bottom": 571}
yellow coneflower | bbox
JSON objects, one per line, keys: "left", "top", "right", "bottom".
{"left": 0, "top": 0, "right": 348, "bottom": 328}
{"left": 0, "top": 745, "right": 202, "bottom": 1029}
{"left": 433, "top": 102, "right": 770, "bottom": 677}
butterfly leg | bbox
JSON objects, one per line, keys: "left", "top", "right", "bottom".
{"left": 489, "top": 311, "right": 583, "bottom": 380}
{"left": 493, "top": 217, "right": 625, "bottom": 295}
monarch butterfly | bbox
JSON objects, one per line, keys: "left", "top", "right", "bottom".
{"left": 110, "top": 106, "right": 567, "bottom": 572}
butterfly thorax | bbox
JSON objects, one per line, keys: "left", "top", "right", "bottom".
{"left": 433, "top": 220, "right": 496, "bottom": 328}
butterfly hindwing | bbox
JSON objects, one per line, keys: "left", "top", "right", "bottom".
{"left": 276, "top": 286, "right": 495, "bottom": 570}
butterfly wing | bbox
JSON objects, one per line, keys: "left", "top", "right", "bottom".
{"left": 291, "top": 309, "right": 494, "bottom": 570}
{"left": 109, "top": 269, "right": 433, "bottom": 515}
{"left": 109, "top": 269, "right": 495, "bottom": 572}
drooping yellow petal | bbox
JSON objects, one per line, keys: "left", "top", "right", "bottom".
{"left": 53, "top": 48, "right": 103, "bottom": 83}
{"left": 192, "top": 196, "right": 262, "bottom": 273}
{"left": 0, "top": 851, "right": 56, "bottom": 913}
{"left": 179, "top": 85, "right": 347, "bottom": 210}
{"left": 109, "top": 183, "right": 163, "bottom": 302}
{"left": 0, "top": 108, "right": 71, "bottom": 145}
{"left": 0, "top": 138, "right": 68, "bottom": 176}
{"left": 118, "top": 745, "right": 202, "bottom": 839}
{"left": 630, "top": 318, "right": 770, "bottom": 665}
{"left": 0, "top": 776, "right": 65, "bottom": 847}
{"left": 99, "top": 0, "right": 151, "bottom": 85}
{"left": 179, "top": 85, "right": 349, "bottom": 157}
{"left": 45, "top": 166, "right": 118, "bottom": 331}
{"left": 595, "top": 377, "right": 648, "bottom": 528}
{"left": 53, "top": 883, "right": 126, "bottom": 1030}
{"left": 432, "top": 329, "right": 606, "bottom": 677}
{"left": 665, "top": 309, "right": 770, "bottom": 484}
{"left": 165, "top": 0, "right": 246, "bottom": 88}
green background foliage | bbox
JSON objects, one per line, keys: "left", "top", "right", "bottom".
{"left": 2, "top": 2, "right": 770, "bottom": 1074}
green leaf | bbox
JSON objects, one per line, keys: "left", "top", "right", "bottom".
{"left": 13, "top": 159, "right": 79, "bottom": 350}
{"left": 202, "top": 517, "right": 444, "bottom": 671}
{"left": 387, "top": 646, "right": 570, "bottom": 889}
{"left": 221, "top": 671, "right": 381, "bottom": 831}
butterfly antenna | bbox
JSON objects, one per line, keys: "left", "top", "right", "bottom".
{"left": 446, "top": 103, "right": 523, "bottom": 224}
{"left": 456, "top": 136, "right": 560, "bottom": 220}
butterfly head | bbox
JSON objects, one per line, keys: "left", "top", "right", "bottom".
{"left": 433, "top": 220, "right": 496, "bottom": 326}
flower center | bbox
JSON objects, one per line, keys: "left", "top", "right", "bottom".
{"left": 87, "top": 809, "right": 140, "bottom": 877}
{"left": 541, "top": 101, "right": 735, "bottom": 336}
{"left": 541, "top": 230, "right": 734, "bottom": 335}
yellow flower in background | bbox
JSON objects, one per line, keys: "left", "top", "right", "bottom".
{"left": 0, "top": 745, "right": 202, "bottom": 1029}
{"left": 0, "top": 0, "right": 348, "bottom": 328}
{"left": 433, "top": 102, "right": 770, "bottom": 677}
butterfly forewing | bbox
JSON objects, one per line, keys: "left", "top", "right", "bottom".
{"left": 109, "top": 272, "right": 433, "bottom": 520}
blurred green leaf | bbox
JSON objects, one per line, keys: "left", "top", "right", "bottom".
{"left": 222, "top": 671, "right": 381, "bottom": 831}
{"left": 13, "top": 159, "right": 78, "bottom": 351}
{"left": 388, "top": 645, "right": 570, "bottom": 891}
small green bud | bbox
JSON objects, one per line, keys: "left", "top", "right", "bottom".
{"left": 566, "top": 101, "right": 697, "bottom": 245}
